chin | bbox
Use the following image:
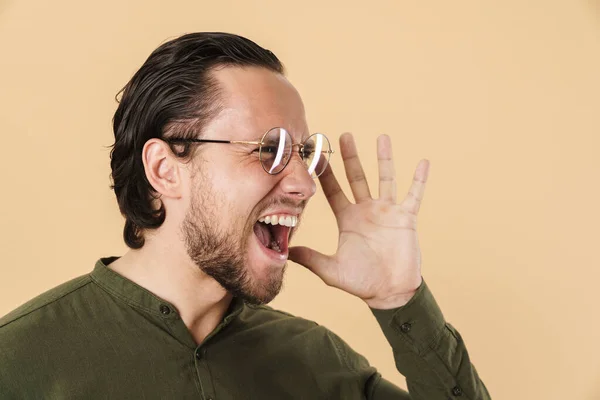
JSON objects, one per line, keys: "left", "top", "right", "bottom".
{"left": 237, "top": 233, "right": 288, "bottom": 304}
{"left": 244, "top": 260, "right": 287, "bottom": 305}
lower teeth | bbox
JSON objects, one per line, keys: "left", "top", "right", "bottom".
{"left": 270, "top": 241, "right": 281, "bottom": 253}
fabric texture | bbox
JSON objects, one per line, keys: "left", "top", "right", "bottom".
{"left": 0, "top": 257, "right": 490, "bottom": 399}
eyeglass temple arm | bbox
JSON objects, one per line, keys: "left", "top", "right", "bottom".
{"left": 166, "top": 138, "right": 334, "bottom": 153}
{"left": 166, "top": 138, "right": 238, "bottom": 144}
{"left": 167, "top": 138, "right": 266, "bottom": 145}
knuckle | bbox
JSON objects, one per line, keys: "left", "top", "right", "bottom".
{"left": 408, "top": 191, "right": 421, "bottom": 202}
{"left": 348, "top": 174, "right": 366, "bottom": 183}
{"left": 326, "top": 187, "right": 343, "bottom": 199}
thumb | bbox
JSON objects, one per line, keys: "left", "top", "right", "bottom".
{"left": 288, "top": 246, "right": 336, "bottom": 286}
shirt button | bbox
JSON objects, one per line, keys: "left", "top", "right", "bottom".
{"left": 400, "top": 322, "right": 412, "bottom": 333}
{"left": 159, "top": 305, "right": 171, "bottom": 315}
{"left": 196, "top": 348, "right": 207, "bottom": 359}
{"left": 452, "top": 385, "right": 463, "bottom": 396}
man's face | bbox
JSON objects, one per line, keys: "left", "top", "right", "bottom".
{"left": 180, "top": 66, "right": 317, "bottom": 305}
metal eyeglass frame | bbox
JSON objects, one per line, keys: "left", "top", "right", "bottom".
{"left": 165, "top": 127, "right": 335, "bottom": 178}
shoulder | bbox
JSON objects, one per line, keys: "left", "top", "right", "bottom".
{"left": 240, "top": 302, "right": 340, "bottom": 343}
{"left": 0, "top": 273, "right": 92, "bottom": 332}
{"left": 0, "top": 273, "right": 95, "bottom": 388}
{"left": 241, "top": 303, "right": 373, "bottom": 373}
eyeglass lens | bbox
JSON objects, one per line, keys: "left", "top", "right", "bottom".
{"left": 259, "top": 127, "right": 330, "bottom": 178}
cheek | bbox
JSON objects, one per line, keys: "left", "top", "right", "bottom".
{"left": 203, "top": 150, "right": 280, "bottom": 220}
{"left": 223, "top": 152, "right": 272, "bottom": 190}
{"left": 208, "top": 163, "right": 274, "bottom": 219}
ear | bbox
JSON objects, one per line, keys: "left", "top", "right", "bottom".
{"left": 142, "top": 138, "right": 183, "bottom": 199}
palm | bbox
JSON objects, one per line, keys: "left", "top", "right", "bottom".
{"left": 289, "top": 133, "right": 430, "bottom": 306}
{"left": 334, "top": 200, "right": 421, "bottom": 300}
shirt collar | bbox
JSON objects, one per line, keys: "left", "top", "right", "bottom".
{"left": 90, "top": 257, "right": 246, "bottom": 347}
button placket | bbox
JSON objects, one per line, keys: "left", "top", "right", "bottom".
{"left": 194, "top": 347, "right": 215, "bottom": 400}
{"left": 195, "top": 347, "right": 207, "bottom": 360}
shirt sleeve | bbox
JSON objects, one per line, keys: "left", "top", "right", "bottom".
{"left": 368, "top": 278, "right": 491, "bottom": 400}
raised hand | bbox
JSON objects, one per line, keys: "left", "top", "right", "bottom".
{"left": 288, "top": 133, "right": 430, "bottom": 309}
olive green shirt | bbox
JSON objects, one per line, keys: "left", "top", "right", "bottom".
{"left": 0, "top": 257, "right": 490, "bottom": 399}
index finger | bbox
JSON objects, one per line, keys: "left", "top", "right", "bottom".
{"left": 340, "top": 133, "right": 372, "bottom": 203}
{"left": 318, "top": 163, "right": 351, "bottom": 215}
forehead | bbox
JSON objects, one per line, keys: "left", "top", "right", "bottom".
{"left": 207, "top": 66, "right": 309, "bottom": 141}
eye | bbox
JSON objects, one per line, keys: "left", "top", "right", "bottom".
{"left": 261, "top": 146, "right": 279, "bottom": 154}
{"left": 301, "top": 147, "right": 315, "bottom": 158}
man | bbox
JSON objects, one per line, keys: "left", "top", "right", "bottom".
{"left": 0, "top": 32, "right": 490, "bottom": 399}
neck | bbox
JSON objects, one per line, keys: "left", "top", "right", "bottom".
{"left": 108, "top": 235, "right": 233, "bottom": 345}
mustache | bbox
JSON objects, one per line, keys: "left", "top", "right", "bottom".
{"left": 258, "top": 197, "right": 307, "bottom": 215}
{"left": 247, "top": 197, "right": 308, "bottom": 230}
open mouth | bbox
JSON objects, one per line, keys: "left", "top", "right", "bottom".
{"left": 253, "top": 215, "right": 296, "bottom": 255}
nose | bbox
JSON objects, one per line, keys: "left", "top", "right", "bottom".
{"left": 279, "top": 153, "right": 317, "bottom": 199}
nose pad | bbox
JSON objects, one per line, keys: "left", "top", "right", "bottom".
{"left": 289, "top": 144, "right": 307, "bottom": 162}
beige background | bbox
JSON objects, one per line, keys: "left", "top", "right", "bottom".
{"left": 1, "top": 1, "right": 599, "bottom": 399}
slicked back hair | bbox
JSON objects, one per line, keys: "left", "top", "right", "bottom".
{"left": 109, "top": 32, "right": 284, "bottom": 249}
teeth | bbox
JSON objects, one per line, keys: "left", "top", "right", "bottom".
{"left": 270, "top": 240, "right": 281, "bottom": 252}
{"left": 258, "top": 214, "right": 298, "bottom": 227}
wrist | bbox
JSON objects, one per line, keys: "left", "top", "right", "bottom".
{"left": 364, "top": 290, "right": 418, "bottom": 310}
{"left": 363, "top": 276, "right": 423, "bottom": 309}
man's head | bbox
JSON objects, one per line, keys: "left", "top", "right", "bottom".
{"left": 110, "top": 32, "right": 322, "bottom": 305}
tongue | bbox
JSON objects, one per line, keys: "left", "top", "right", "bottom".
{"left": 253, "top": 222, "right": 272, "bottom": 248}
{"left": 253, "top": 222, "right": 290, "bottom": 253}
{"left": 270, "top": 224, "right": 290, "bottom": 253}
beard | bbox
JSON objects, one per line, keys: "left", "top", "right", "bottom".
{"left": 180, "top": 178, "right": 286, "bottom": 306}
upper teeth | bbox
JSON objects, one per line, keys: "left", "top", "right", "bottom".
{"left": 258, "top": 215, "right": 298, "bottom": 227}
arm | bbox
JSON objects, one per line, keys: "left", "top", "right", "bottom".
{"left": 324, "top": 278, "right": 490, "bottom": 400}
{"left": 369, "top": 279, "right": 490, "bottom": 399}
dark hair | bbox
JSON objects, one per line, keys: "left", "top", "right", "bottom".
{"left": 109, "top": 32, "right": 285, "bottom": 249}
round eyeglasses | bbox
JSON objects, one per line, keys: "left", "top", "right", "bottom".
{"left": 166, "top": 127, "right": 334, "bottom": 179}
{"left": 257, "top": 127, "right": 333, "bottom": 178}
